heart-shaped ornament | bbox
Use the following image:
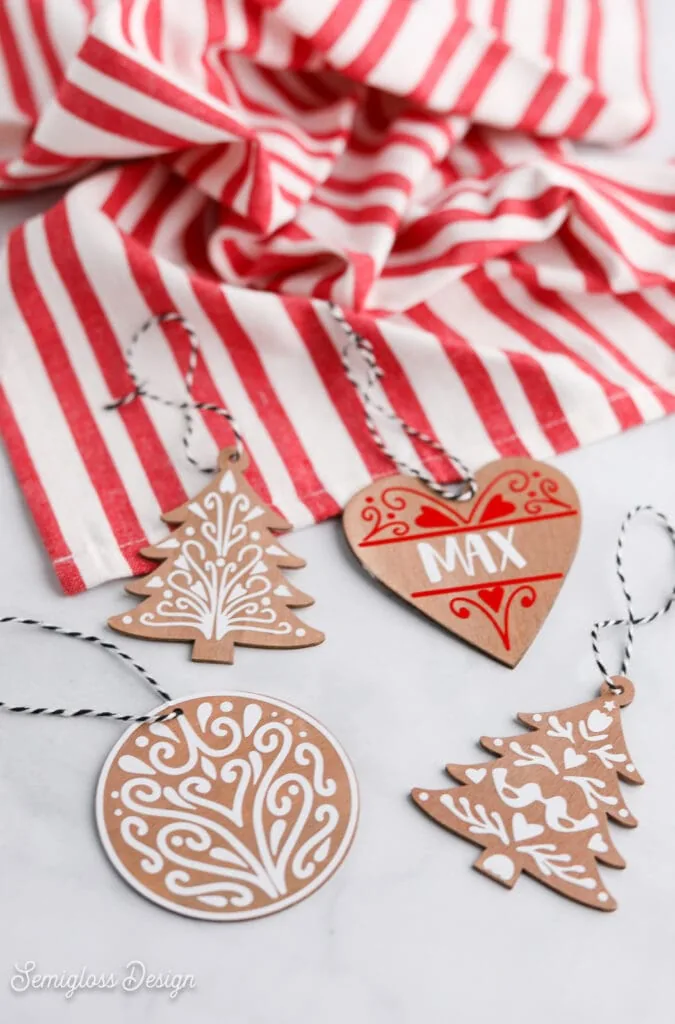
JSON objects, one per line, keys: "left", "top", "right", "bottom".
{"left": 343, "top": 458, "right": 580, "bottom": 666}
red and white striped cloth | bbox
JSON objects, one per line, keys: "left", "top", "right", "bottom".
{"left": 1, "top": 0, "right": 674, "bottom": 594}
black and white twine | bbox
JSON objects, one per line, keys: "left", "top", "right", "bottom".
{"left": 0, "top": 616, "right": 181, "bottom": 724}
{"left": 105, "top": 311, "right": 243, "bottom": 472}
{"left": 591, "top": 505, "right": 675, "bottom": 692}
{"left": 328, "top": 302, "right": 478, "bottom": 501}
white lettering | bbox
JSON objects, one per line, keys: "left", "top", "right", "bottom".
{"left": 417, "top": 528, "right": 527, "bottom": 583}
{"left": 487, "top": 526, "right": 526, "bottom": 571}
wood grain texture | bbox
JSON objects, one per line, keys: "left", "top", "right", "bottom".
{"left": 412, "top": 677, "right": 641, "bottom": 911}
{"left": 109, "top": 448, "right": 324, "bottom": 663}
{"left": 343, "top": 458, "right": 580, "bottom": 666}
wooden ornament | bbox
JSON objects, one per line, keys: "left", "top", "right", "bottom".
{"left": 343, "top": 458, "right": 580, "bottom": 665}
{"left": 97, "top": 692, "right": 359, "bottom": 920}
{"left": 412, "top": 677, "right": 641, "bottom": 911}
{"left": 108, "top": 448, "right": 324, "bottom": 663}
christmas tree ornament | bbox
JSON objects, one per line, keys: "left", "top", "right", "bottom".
{"left": 330, "top": 305, "right": 580, "bottom": 665}
{"left": 106, "top": 313, "right": 324, "bottom": 662}
{"left": 411, "top": 505, "right": 675, "bottom": 911}
{"left": 0, "top": 617, "right": 358, "bottom": 920}
{"left": 108, "top": 447, "right": 324, "bottom": 663}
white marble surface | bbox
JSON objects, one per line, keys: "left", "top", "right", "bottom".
{"left": 1, "top": 4, "right": 675, "bottom": 1021}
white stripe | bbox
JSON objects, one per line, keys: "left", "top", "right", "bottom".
{"left": 156, "top": 267, "right": 315, "bottom": 526}
{"left": 0, "top": 248, "right": 129, "bottom": 585}
{"left": 64, "top": 176, "right": 215, "bottom": 499}
{"left": 473, "top": 54, "right": 548, "bottom": 127}
{"left": 326, "top": 0, "right": 391, "bottom": 68}
{"left": 376, "top": 3, "right": 454, "bottom": 96}
{"left": 556, "top": 0, "right": 589, "bottom": 77}
{"left": 23, "top": 214, "right": 165, "bottom": 539}
{"left": 430, "top": 26, "right": 492, "bottom": 109}
{"left": 67, "top": 58, "right": 244, "bottom": 147}
{"left": 377, "top": 315, "right": 500, "bottom": 469}
{"left": 45, "top": 0, "right": 89, "bottom": 70}
{"left": 425, "top": 284, "right": 557, "bottom": 456}
{"left": 561, "top": 292, "right": 675, "bottom": 395}
{"left": 161, "top": 0, "right": 208, "bottom": 89}
{"left": 229, "top": 290, "right": 373, "bottom": 505}
{"left": 315, "top": 304, "right": 432, "bottom": 475}
{"left": 503, "top": 0, "right": 549, "bottom": 59}
{"left": 5, "top": 0, "right": 54, "bottom": 108}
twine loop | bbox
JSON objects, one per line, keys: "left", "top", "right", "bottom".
{"left": 592, "top": 505, "right": 675, "bottom": 691}
{"left": 0, "top": 617, "right": 181, "bottom": 725}
{"left": 328, "top": 303, "right": 477, "bottom": 501}
{"left": 105, "top": 312, "right": 244, "bottom": 472}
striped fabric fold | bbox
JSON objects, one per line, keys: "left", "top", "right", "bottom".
{"left": 0, "top": 0, "right": 674, "bottom": 594}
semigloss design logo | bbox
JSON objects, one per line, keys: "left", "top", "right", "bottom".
{"left": 9, "top": 961, "right": 196, "bottom": 1000}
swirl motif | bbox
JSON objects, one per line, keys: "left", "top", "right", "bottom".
{"left": 449, "top": 585, "right": 537, "bottom": 651}
{"left": 137, "top": 487, "right": 293, "bottom": 642}
{"left": 97, "top": 693, "right": 358, "bottom": 921}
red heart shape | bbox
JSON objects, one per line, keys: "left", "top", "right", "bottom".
{"left": 414, "top": 505, "right": 457, "bottom": 530}
{"left": 479, "top": 493, "right": 516, "bottom": 523}
{"left": 477, "top": 586, "right": 504, "bottom": 613}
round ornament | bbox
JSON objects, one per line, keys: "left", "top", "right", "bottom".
{"left": 96, "top": 692, "right": 358, "bottom": 920}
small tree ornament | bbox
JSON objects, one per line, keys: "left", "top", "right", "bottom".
{"left": 412, "top": 677, "right": 641, "bottom": 911}
{"left": 108, "top": 448, "right": 324, "bottom": 663}
{"left": 412, "top": 504, "right": 675, "bottom": 912}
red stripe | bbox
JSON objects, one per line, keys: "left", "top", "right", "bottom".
{"left": 119, "top": 235, "right": 276, "bottom": 507}
{"left": 0, "top": 386, "right": 85, "bottom": 594}
{"left": 545, "top": 0, "right": 565, "bottom": 64}
{"left": 491, "top": 0, "right": 509, "bottom": 33}
{"left": 58, "top": 82, "right": 191, "bottom": 148}
{"left": 583, "top": 0, "right": 602, "bottom": 83}
{"left": 310, "top": 0, "right": 363, "bottom": 52}
{"left": 191, "top": 281, "right": 341, "bottom": 520}
{"left": 144, "top": 0, "right": 163, "bottom": 61}
{"left": 243, "top": 1, "right": 263, "bottom": 57}
{"left": 340, "top": 1, "right": 411, "bottom": 80}
{"left": 43, "top": 200, "right": 188, "bottom": 520}
{"left": 510, "top": 278, "right": 646, "bottom": 428}
{"left": 463, "top": 271, "right": 579, "bottom": 452}
{"left": 129, "top": 173, "right": 186, "bottom": 247}
{"left": 565, "top": 91, "right": 606, "bottom": 139}
{"left": 79, "top": 37, "right": 254, "bottom": 140}
{"left": 411, "top": 17, "right": 469, "bottom": 105}
{"left": 618, "top": 294, "right": 675, "bottom": 353}
{"left": 633, "top": 0, "right": 655, "bottom": 139}
{"left": 322, "top": 170, "right": 412, "bottom": 196}
{"left": 27, "top": 0, "right": 63, "bottom": 88}
{"left": 453, "top": 38, "right": 510, "bottom": 116}
{"left": 283, "top": 299, "right": 392, "bottom": 478}
{"left": 0, "top": 4, "right": 38, "bottom": 122}
{"left": 346, "top": 313, "right": 464, "bottom": 483}
{"left": 507, "top": 263, "right": 668, "bottom": 417}
{"left": 406, "top": 304, "right": 527, "bottom": 457}
{"left": 102, "top": 161, "right": 158, "bottom": 221}
{"left": 391, "top": 187, "right": 568, "bottom": 256}
{"left": 413, "top": 17, "right": 471, "bottom": 106}
{"left": 518, "top": 69, "right": 566, "bottom": 133}
{"left": 411, "top": 573, "right": 564, "bottom": 598}
{"left": 8, "top": 226, "right": 145, "bottom": 573}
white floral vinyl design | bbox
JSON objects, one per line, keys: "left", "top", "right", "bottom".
{"left": 413, "top": 684, "right": 641, "bottom": 911}
{"left": 98, "top": 695, "right": 358, "bottom": 920}
{"left": 140, "top": 470, "right": 292, "bottom": 641}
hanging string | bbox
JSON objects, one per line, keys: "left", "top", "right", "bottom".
{"left": 328, "top": 302, "right": 478, "bottom": 502}
{"left": 0, "top": 616, "right": 181, "bottom": 724}
{"left": 105, "top": 312, "right": 244, "bottom": 472}
{"left": 591, "top": 505, "right": 675, "bottom": 692}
